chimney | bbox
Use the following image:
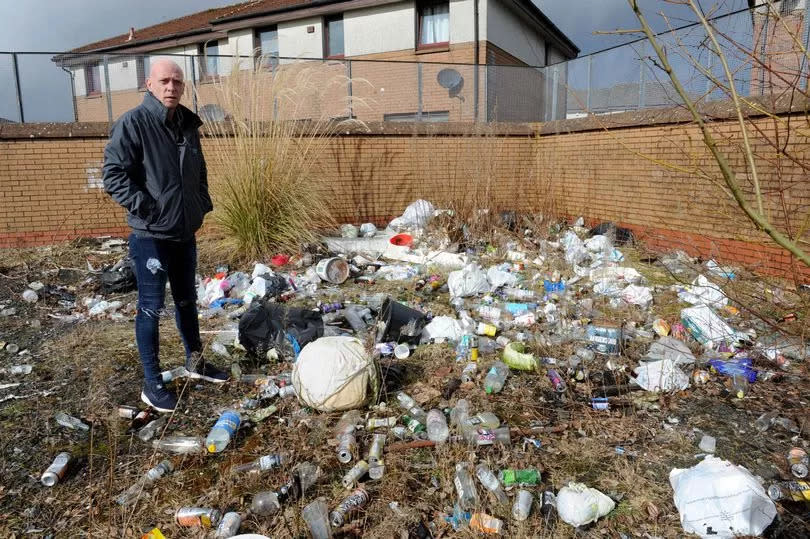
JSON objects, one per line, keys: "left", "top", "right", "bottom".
{"left": 127, "top": 27, "right": 135, "bottom": 41}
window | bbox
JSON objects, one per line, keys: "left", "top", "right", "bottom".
{"left": 383, "top": 110, "right": 449, "bottom": 122}
{"left": 202, "top": 41, "right": 219, "bottom": 77}
{"left": 85, "top": 62, "right": 101, "bottom": 95}
{"left": 325, "top": 15, "right": 344, "bottom": 58}
{"left": 136, "top": 56, "right": 149, "bottom": 90}
{"left": 255, "top": 26, "right": 279, "bottom": 68}
{"left": 417, "top": 0, "right": 449, "bottom": 49}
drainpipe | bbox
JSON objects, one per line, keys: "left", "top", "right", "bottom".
{"left": 61, "top": 66, "right": 79, "bottom": 122}
{"left": 473, "top": 0, "right": 480, "bottom": 122}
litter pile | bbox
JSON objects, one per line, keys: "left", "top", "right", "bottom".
{"left": 2, "top": 200, "right": 810, "bottom": 538}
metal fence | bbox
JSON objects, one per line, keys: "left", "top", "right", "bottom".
{"left": 1, "top": 3, "right": 808, "bottom": 124}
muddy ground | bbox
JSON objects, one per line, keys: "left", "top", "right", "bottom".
{"left": 0, "top": 232, "right": 809, "bottom": 538}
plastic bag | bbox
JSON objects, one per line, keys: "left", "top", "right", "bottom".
{"left": 644, "top": 337, "right": 695, "bottom": 365}
{"left": 681, "top": 305, "right": 743, "bottom": 348}
{"left": 670, "top": 456, "right": 776, "bottom": 538}
{"left": 389, "top": 199, "right": 435, "bottom": 230}
{"left": 621, "top": 284, "right": 653, "bottom": 308}
{"left": 292, "top": 336, "right": 379, "bottom": 412}
{"left": 584, "top": 235, "right": 612, "bottom": 252}
{"left": 421, "top": 316, "right": 464, "bottom": 343}
{"left": 561, "top": 231, "right": 589, "bottom": 266}
{"left": 556, "top": 482, "right": 615, "bottom": 527}
{"left": 448, "top": 264, "right": 490, "bottom": 298}
{"left": 678, "top": 275, "right": 728, "bottom": 307}
{"left": 632, "top": 359, "right": 690, "bottom": 392}
{"left": 486, "top": 265, "right": 518, "bottom": 290}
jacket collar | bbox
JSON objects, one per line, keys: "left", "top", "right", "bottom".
{"left": 142, "top": 91, "right": 202, "bottom": 129}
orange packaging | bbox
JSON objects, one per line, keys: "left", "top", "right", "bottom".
{"left": 141, "top": 528, "right": 165, "bottom": 539}
{"left": 470, "top": 512, "right": 504, "bottom": 534}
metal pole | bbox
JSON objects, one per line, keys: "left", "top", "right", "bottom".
{"left": 705, "top": 48, "right": 714, "bottom": 100}
{"left": 417, "top": 62, "right": 423, "bottom": 121}
{"left": 801, "top": 0, "right": 810, "bottom": 91}
{"left": 190, "top": 55, "right": 198, "bottom": 114}
{"left": 638, "top": 41, "right": 646, "bottom": 110}
{"left": 551, "top": 65, "right": 559, "bottom": 120}
{"left": 103, "top": 55, "right": 113, "bottom": 122}
{"left": 346, "top": 60, "right": 353, "bottom": 119}
{"left": 11, "top": 53, "right": 24, "bottom": 123}
{"left": 758, "top": 6, "right": 770, "bottom": 96}
{"left": 586, "top": 54, "right": 592, "bottom": 112}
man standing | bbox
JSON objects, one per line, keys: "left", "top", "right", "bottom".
{"left": 103, "top": 59, "right": 228, "bottom": 413}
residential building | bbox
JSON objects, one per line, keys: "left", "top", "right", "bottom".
{"left": 53, "top": 0, "right": 577, "bottom": 122}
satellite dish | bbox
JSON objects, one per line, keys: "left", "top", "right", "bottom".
{"left": 199, "top": 104, "right": 226, "bottom": 122}
{"left": 437, "top": 68, "right": 464, "bottom": 98}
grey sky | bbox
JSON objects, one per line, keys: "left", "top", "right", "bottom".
{"left": 0, "top": 0, "right": 752, "bottom": 121}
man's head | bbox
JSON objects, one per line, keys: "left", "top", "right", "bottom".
{"left": 146, "top": 59, "right": 185, "bottom": 110}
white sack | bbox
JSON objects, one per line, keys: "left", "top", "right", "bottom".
{"left": 420, "top": 316, "right": 464, "bottom": 343}
{"left": 448, "top": 264, "right": 490, "bottom": 298}
{"left": 632, "top": 359, "right": 690, "bottom": 392}
{"left": 556, "top": 482, "right": 615, "bottom": 527}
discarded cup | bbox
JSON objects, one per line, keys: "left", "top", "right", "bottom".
{"left": 302, "top": 498, "right": 333, "bottom": 538}
{"left": 512, "top": 489, "right": 533, "bottom": 521}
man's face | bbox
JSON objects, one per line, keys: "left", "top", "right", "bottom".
{"left": 146, "top": 63, "right": 185, "bottom": 110}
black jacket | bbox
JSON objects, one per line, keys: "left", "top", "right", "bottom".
{"left": 103, "top": 91, "right": 213, "bottom": 241}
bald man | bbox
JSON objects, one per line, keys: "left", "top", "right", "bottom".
{"left": 103, "top": 59, "right": 228, "bottom": 413}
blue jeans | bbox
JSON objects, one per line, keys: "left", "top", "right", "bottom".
{"left": 129, "top": 233, "right": 201, "bottom": 385}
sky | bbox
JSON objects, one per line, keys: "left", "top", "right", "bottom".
{"left": 0, "top": 0, "right": 751, "bottom": 121}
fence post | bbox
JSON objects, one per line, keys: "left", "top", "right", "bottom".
{"left": 705, "top": 48, "right": 714, "bottom": 99}
{"left": 190, "top": 55, "right": 198, "bottom": 114}
{"left": 638, "top": 40, "right": 646, "bottom": 110}
{"left": 758, "top": 5, "right": 770, "bottom": 96}
{"left": 103, "top": 55, "right": 113, "bottom": 122}
{"left": 11, "top": 53, "right": 24, "bottom": 123}
{"left": 417, "top": 62, "right": 423, "bottom": 121}
{"left": 551, "top": 65, "right": 559, "bottom": 121}
{"left": 586, "top": 54, "right": 592, "bottom": 113}
{"left": 346, "top": 60, "right": 353, "bottom": 119}
{"left": 802, "top": 0, "right": 810, "bottom": 91}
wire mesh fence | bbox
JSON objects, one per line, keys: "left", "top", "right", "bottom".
{"left": 1, "top": 3, "right": 808, "bottom": 124}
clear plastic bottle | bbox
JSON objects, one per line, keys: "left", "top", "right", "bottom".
{"left": 234, "top": 454, "right": 283, "bottom": 474}
{"left": 301, "top": 498, "right": 332, "bottom": 539}
{"left": 461, "top": 362, "right": 478, "bottom": 383}
{"left": 454, "top": 463, "right": 480, "bottom": 510}
{"left": 475, "top": 463, "right": 509, "bottom": 506}
{"left": 465, "top": 411, "right": 500, "bottom": 430}
{"left": 152, "top": 436, "right": 205, "bottom": 455}
{"left": 484, "top": 361, "right": 510, "bottom": 394}
{"left": 474, "top": 427, "right": 511, "bottom": 446}
{"left": 251, "top": 490, "right": 281, "bottom": 516}
{"left": 206, "top": 410, "right": 241, "bottom": 453}
{"left": 396, "top": 391, "right": 427, "bottom": 423}
{"left": 54, "top": 412, "right": 90, "bottom": 432}
{"left": 116, "top": 459, "right": 174, "bottom": 505}
{"left": 426, "top": 409, "right": 449, "bottom": 443}
{"left": 214, "top": 511, "right": 242, "bottom": 538}
{"left": 136, "top": 416, "right": 167, "bottom": 442}
{"left": 450, "top": 399, "right": 470, "bottom": 427}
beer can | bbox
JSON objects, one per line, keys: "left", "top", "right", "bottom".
{"left": 367, "top": 433, "right": 386, "bottom": 465}
{"left": 175, "top": 507, "right": 222, "bottom": 528}
{"left": 788, "top": 448, "right": 809, "bottom": 478}
{"left": 117, "top": 405, "right": 139, "bottom": 419}
{"left": 214, "top": 511, "right": 241, "bottom": 538}
{"left": 547, "top": 369, "right": 566, "bottom": 393}
{"left": 330, "top": 488, "right": 369, "bottom": 527}
{"left": 341, "top": 460, "right": 369, "bottom": 488}
{"left": 41, "top": 451, "right": 71, "bottom": 487}
{"left": 367, "top": 417, "right": 397, "bottom": 430}
{"left": 469, "top": 336, "right": 479, "bottom": 362}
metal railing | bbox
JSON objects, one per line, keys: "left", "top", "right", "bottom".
{"left": 1, "top": 3, "right": 808, "bottom": 124}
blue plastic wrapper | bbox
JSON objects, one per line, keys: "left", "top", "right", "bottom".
{"left": 708, "top": 357, "right": 757, "bottom": 383}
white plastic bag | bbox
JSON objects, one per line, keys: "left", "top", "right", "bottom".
{"left": 486, "top": 265, "right": 518, "bottom": 290}
{"left": 678, "top": 275, "right": 728, "bottom": 307}
{"left": 420, "top": 316, "right": 464, "bottom": 343}
{"left": 644, "top": 337, "right": 695, "bottom": 365}
{"left": 670, "top": 456, "right": 776, "bottom": 538}
{"left": 390, "top": 199, "right": 435, "bottom": 230}
{"left": 561, "top": 231, "right": 589, "bottom": 265}
{"left": 292, "top": 336, "right": 379, "bottom": 412}
{"left": 632, "top": 359, "right": 690, "bottom": 392}
{"left": 621, "top": 284, "right": 653, "bottom": 308}
{"left": 681, "top": 305, "right": 742, "bottom": 348}
{"left": 556, "top": 482, "right": 615, "bottom": 527}
{"left": 584, "top": 235, "right": 612, "bottom": 252}
{"left": 448, "top": 264, "right": 490, "bottom": 298}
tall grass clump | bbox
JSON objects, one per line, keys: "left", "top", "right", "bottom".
{"left": 200, "top": 56, "right": 360, "bottom": 262}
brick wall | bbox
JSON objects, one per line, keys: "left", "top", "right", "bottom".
{"left": 1, "top": 114, "right": 808, "bottom": 279}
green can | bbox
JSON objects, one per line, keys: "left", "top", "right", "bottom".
{"left": 499, "top": 468, "right": 540, "bottom": 487}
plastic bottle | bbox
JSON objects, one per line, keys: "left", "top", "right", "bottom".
{"left": 234, "top": 454, "right": 283, "bottom": 474}
{"left": 426, "top": 409, "right": 449, "bottom": 443}
{"left": 474, "top": 427, "right": 511, "bottom": 446}
{"left": 470, "top": 512, "right": 504, "bottom": 534}
{"left": 475, "top": 463, "right": 509, "bottom": 506}
{"left": 161, "top": 366, "right": 188, "bottom": 383}
{"left": 152, "top": 436, "right": 205, "bottom": 455}
{"left": 396, "top": 391, "right": 427, "bottom": 423}
{"left": 449, "top": 399, "right": 470, "bottom": 429}
{"left": 206, "top": 410, "right": 241, "bottom": 453}
{"left": 465, "top": 411, "right": 500, "bottom": 430}
{"left": 512, "top": 489, "right": 533, "bottom": 521}
{"left": 540, "top": 490, "right": 557, "bottom": 525}
{"left": 251, "top": 491, "right": 281, "bottom": 516}
{"left": 214, "top": 511, "right": 242, "bottom": 538}
{"left": 483, "top": 361, "right": 509, "bottom": 394}
{"left": 461, "top": 362, "right": 478, "bottom": 383}
{"left": 54, "top": 412, "right": 90, "bottom": 432}
{"left": 258, "top": 382, "right": 280, "bottom": 400}
{"left": 137, "top": 416, "right": 167, "bottom": 442}
{"left": 445, "top": 502, "right": 471, "bottom": 530}
{"left": 335, "top": 410, "right": 361, "bottom": 464}
{"left": 774, "top": 416, "right": 801, "bottom": 433}
{"left": 116, "top": 460, "right": 174, "bottom": 505}
{"left": 454, "top": 463, "right": 480, "bottom": 510}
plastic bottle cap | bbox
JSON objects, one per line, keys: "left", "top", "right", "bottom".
{"left": 394, "top": 344, "right": 410, "bottom": 359}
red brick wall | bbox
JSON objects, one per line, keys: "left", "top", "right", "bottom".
{"left": 1, "top": 116, "right": 808, "bottom": 280}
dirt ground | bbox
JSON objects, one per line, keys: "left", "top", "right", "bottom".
{"left": 0, "top": 229, "right": 809, "bottom": 539}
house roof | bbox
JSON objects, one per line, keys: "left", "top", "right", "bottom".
{"left": 65, "top": 0, "right": 578, "bottom": 59}
{"left": 65, "top": 1, "right": 268, "bottom": 54}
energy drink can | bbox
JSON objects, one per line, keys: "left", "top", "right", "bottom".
{"left": 175, "top": 507, "right": 222, "bottom": 528}
{"left": 41, "top": 452, "right": 71, "bottom": 487}
{"left": 547, "top": 369, "right": 566, "bottom": 393}
{"left": 341, "top": 460, "right": 369, "bottom": 488}
{"left": 330, "top": 488, "right": 369, "bottom": 527}
{"left": 367, "top": 433, "right": 386, "bottom": 465}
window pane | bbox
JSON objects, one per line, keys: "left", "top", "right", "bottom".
{"left": 419, "top": 3, "right": 449, "bottom": 45}
{"left": 136, "top": 56, "right": 149, "bottom": 88}
{"left": 327, "top": 17, "right": 344, "bottom": 56}
{"left": 259, "top": 28, "right": 279, "bottom": 56}
{"left": 206, "top": 42, "right": 219, "bottom": 74}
